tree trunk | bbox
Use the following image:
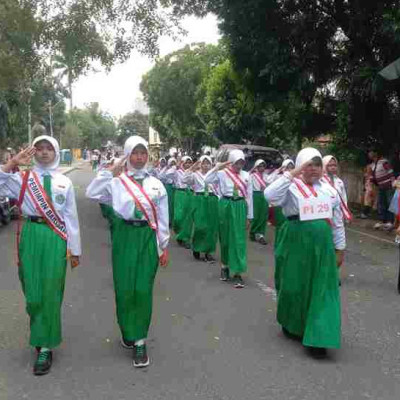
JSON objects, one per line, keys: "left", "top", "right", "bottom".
{"left": 68, "top": 71, "right": 73, "bottom": 110}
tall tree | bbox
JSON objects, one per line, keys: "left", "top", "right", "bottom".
{"left": 117, "top": 111, "right": 149, "bottom": 145}
{"left": 141, "top": 43, "right": 226, "bottom": 151}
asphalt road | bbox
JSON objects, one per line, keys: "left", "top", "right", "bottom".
{"left": 1, "top": 165, "right": 400, "bottom": 400}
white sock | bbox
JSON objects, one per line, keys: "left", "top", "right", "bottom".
{"left": 40, "top": 347, "right": 50, "bottom": 353}
{"left": 135, "top": 339, "right": 145, "bottom": 347}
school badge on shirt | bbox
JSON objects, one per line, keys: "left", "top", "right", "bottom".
{"left": 55, "top": 194, "right": 66, "bottom": 205}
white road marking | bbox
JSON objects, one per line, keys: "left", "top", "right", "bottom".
{"left": 346, "top": 227, "right": 397, "bottom": 246}
{"left": 255, "top": 280, "right": 277, "bottom": 302}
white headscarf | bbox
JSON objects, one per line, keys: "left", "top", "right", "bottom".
{"left": 254, "top": 159, "right": 266, "bottom": 169}
{"left": 322, "top": 155, "right": 337, "bottom": 173}
{"left": 32, "top": 135, "right": 60, "bottom": 172}
{"left": 295, "top": 147, "right": 322, "bottom": 169}
{"left": 282, "top": 159, "right": 295, "bottom": 169}
{"left": 181, "top": 156, "right": 192, "bottom": 163}
{"left": 124, "top": 135, "right": 149, "bottom": 172}
{"left": 168, "top": 157, "right": 177, "bottom": 166}
{"left": 229, "top": 149, "right": 245, "bottom": 165}
{"left": 200, "top": 155, "right": 212, "bottom": 164}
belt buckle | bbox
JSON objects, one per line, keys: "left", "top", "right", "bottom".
{"left": 133, "top": 221, "right": 142, "bottom": 227}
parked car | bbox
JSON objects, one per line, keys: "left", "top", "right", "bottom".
{"left": 215, "top": 144, "right": 283, "bottom": 171}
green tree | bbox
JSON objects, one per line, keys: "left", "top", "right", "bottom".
{"left": 66, "top": 103, "right": 116, "bottom": 149}
{"left": 117, "top": 111, "right": 149, "bottom": 145}
{"left": 141, "top": 43, "right": 226, "bottom": 151}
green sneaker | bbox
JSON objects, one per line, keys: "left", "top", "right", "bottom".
{"left": 133, "top": 344, "right": 150, "bottom": 368}
{"left": 33, "top": 350, "right": 53, "bottom": 376}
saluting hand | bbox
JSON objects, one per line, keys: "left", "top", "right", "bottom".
{"left": 108, "top": 155, "right": 128, "bottom": 177}
{"left": 216, "top": 161, "right": 231, "bottom": 171}
{"left": 290, "top": 160, "right": 313, "bottom": 179}
{"left": 189, "top": 160, "right": 201, "bottom": 172}
{"left": 2, "top": 146, "right": 36, "bottom": 173}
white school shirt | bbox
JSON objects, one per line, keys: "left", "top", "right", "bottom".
{"left": 182, "top": 170, "right": 219, "bottom": 195}
{"left": 163, "top": 166, "right": 190, "bottom": 189}
{"left": 250, "top": 171, "right": 269, "bottom": 191}
{"left": 264, "top": 172, "right": 346, "bottom": 250}
{"left": 0, "top": 168, "right": 81, "bottom": 256}
{"left": 204, "top": 167, "right": 253, "bottom": 219}
{"left": 85, "top": 169, "right": 170, "bottom": 250}
{"left": 321, "top": 174, "right": 348, "bottom": 205}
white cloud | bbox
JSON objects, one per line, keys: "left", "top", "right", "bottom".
{"left": 73, "top": 14, "right": 220, "bottom": 118}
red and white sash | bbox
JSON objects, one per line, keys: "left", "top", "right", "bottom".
{"left": 25, "top": 171, "right": 68, "bottom": 241}
{"left": 225, "top": 168, "right": 248, "bottom": 197}
{"left": 293, "top": 178, "right": 318, "bottom": 198}
{"left": 252, "top": 172, "right": 267, "bottom": 190}
{"left": 119, "top": 173, "right": 163, "bottom": 255}
{"left": 321, "top": 175, "right": 353, "bottom": 221}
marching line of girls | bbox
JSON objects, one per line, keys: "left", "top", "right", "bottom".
{"left": 2, "top": 136, "right": 349, "bottom": 376}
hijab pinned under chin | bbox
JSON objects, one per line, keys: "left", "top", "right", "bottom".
{"left": 124, "top": 135, "right": 149, "bottom": 170}
{"left": 32, "top": 135, "right": 60, "bottom": 172}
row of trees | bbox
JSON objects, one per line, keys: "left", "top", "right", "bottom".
{"left": 0, "top": 0, "right": 188, "bottom": 149}
{"left": 142, "top": 1, "right": 400, "bottom": 159}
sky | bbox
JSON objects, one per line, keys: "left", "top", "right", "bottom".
{"left": 73, "top": 14, "right": 220, "bottom": 119}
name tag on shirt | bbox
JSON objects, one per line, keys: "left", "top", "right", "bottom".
{"left": 298, "top": 195, "right": 333, "bottom": 221}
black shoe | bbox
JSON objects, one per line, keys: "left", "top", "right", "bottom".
{"left": 193, "top": 251, "right": 201, "bottom": 260}
{"left": 121, "top": 337, "right": 135, "bottom": 349}
{"left": 33, "top": 350, "right": 53, "bottom": 376}
{"left": 258, "top": 237, "right": 267, "bottom": 245}
{"left": 133, "top": 344, "right": 150, "bottom": 368}
{"left": 204, "top": 254, "right": 216, "bottom": 264}
{"left": 232, "top": 275, "right": 245, "bottom": 288}
{"left": 184, "top": 242, "right": 191, "bottom": 250}
{"left": 306, "top": 346, "right": 328, "bottom": 360}
{"left": 250, "top": 235, "right": 256, "bottom": 242}
{"left": 220, "top": 267, "right": 230, "bottom": 281}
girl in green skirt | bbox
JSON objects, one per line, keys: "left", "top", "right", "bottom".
{"left": 265, "top": 159, "right": 295, "bottom": 293}
{"left": 183, "top": 155, "right": 219, "bottom": 263}
{"left": 165, "top": 156, "right": 194, "bottom": 249}
{"left": 86, "top": 136, "right": 169, "bottom": 368}
{"left": 0, "top": 135, "right": 81, "bottom": 376}
{"left": 249, "top": 159, "right": 269, "bottom": 245}
{"left": 205, "top": 150, "right": 253, "bottom": 288}
{"left": 160, "top": 158, "right": 177, "bottom": 227}
{"left": 265, "top": 148, "right": 345, "bottom": 358}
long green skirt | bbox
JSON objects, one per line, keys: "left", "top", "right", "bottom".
{"left": 273, "top": 207, "right": 288, "bottom": 292}
{"left": 112, "top": 217, "right": 159, "bottom": 341}
{"left": 250, "top": 191, "right": 268, "bottom": 239}
{"left": 192, "top": 194, "right": 219, "bottom": 253}
{"left": 100, "top": 203, "right": 114, "bottom": 222}
{"left": 19, "top": 220, "right": 67, "bottom": 348}
{"left": 165, "top": 183, "right": 175, "bottom": 225}
{"left": 174, "top": 189, "right": 193, "bottom": 244}
{"left": 275, "top": 219, "right": 341, "bottom": 348}
{"left": 218, "top": 198, "right": 247, "bottom": 274}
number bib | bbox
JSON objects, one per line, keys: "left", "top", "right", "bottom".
{"left": 299, "top": 194, "right": 333, "bottom": 221}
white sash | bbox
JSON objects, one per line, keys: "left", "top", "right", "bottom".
{"left": 225, "top": 169, "right": 248, "bottom": 197}
{"left": 26, "top": 171, "right": 68, "bottom": 241}
{"left": 119, "top": 173, "right": 163, "bottom": 256}
{"left": 253, "top": 172, "right": 266, "bottom": 190}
